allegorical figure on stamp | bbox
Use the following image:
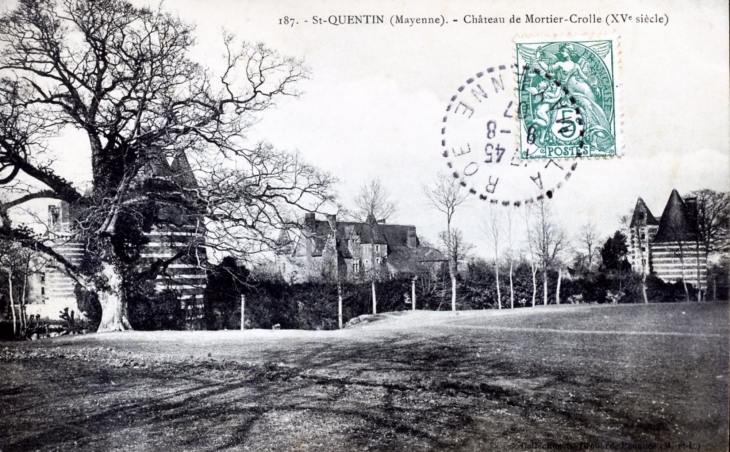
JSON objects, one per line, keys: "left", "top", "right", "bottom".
{"left": 518, "top": 41, "right": 616, "bottom": 156}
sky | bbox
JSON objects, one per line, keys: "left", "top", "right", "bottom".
{"left": 2, "top": 0, "right": 729, "bottom": 260}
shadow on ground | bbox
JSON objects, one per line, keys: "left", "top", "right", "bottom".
{"left": 0, "top": 301, "right": 727, "bottom": 451}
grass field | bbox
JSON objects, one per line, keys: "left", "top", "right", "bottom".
{"left": 1, "top": 301, "right": 727, "bottom": 451}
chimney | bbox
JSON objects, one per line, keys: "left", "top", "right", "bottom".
{"left": 303, "top": 213, "right": 316, "bottom": 260}
{"left": 60, "top": 201, "right": 70, "bottom": 226}
{"left": 48, "top": 205, "right": 60, "bottom": 229}
{"left": 684, "top": 196, "right": 698, "bottom": 228}
{"left": 304, "top": 213, "right": 316, "bottom": 233}
{"left": 407, "top": 226, "right": 418, "bottom": 248}
{"left": 325, "top": 214, "right": 337, "bottom": 231}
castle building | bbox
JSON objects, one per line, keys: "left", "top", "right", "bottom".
{"left": 29, "top": 152, "right": 207, "bottom": 328}
{"left": 627, "top": 189, "right": 707, "bottom": 288}
{"left": 276, "top": 213, "right": 447, "bottom": 283}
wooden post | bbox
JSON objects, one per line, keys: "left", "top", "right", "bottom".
{"left": 412, "top": 277, "right": 417, "bottom": 311}
{"left": 372, "top": 280, "right": 377, "bottom": 315}
{"left": 240, "top": 294, "right": 245, "bottom": 330}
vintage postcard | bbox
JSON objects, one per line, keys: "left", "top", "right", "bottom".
{"left": 0, "top": 0, "right": 727, "bottom": 450}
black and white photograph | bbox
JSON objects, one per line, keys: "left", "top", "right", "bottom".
{"left": 0, "top": 0, "right": 728, "bottom": 450}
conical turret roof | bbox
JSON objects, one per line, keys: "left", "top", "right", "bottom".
{"left": 629, "top": 197, "right": 659, "bottom": 228}
{"left": 652, "top": 189, "right": 699, "bottom": 243}
{"left": 169, "top": 151, "right": 198, "bottom": 189}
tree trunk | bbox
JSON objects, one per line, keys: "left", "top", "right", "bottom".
{"left": 7, "top": 269, "right": 16, "bottom": 337}
{"left": 633, "top": 225, "right": 649, "bottom": 304}
{"left": 20, "top": 273, "right": 27, "bottom": 335}
{"left": 509, "top": 259, "right": 514, "bottom": 309}
{"left": 495, "top": 261, "right": 501, "bottom": 309}
{"left": 372, "top": 280, "right": 377, "bottom": 315}
{"left": 587, "top": 244, "right": 593, "bottom": 270}
{"left": 678, "top": 254, "right": 689, "bottom": 302}
{"left": 531, "top": 266, "right": 537, "bottom": 307}
{"left": 450, "top": 275, "right": 457, "bottom": 312}
{"left": 337, "top": 280, "right": 343, "bottom": 329}
{"left": 696, "top": 242, "right": 702, "bottom": 302}
{"left": 555, "top": 267, "right": 562, "bottom": 305}
{"left": 240, "top": 295, "right": 245, "bottom": 330}
{"left": 542, "top": 269, "right": 548, "bottom": 305}
{"left": 447, "top": 222, "right": 457, "bottom": 312}
{"left": 97, "top": 263, "right": 132, "bottom": 332}
{"left": 708, "top": 249, "right": 714, "bottom": 301}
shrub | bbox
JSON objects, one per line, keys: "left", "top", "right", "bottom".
{"left": 128, "top": 288, "right": 186, "bottom": 330}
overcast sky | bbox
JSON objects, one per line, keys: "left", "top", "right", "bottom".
{"left": 4, "top": 0, "right": 729, "bottom": 259}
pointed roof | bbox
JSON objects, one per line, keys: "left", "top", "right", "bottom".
{"left": 145, "top": 154, "right": 174, "bottom": 178}
{"left": 629, "top": 197, "right": 659, "bottom": 228}
{"left": 169, "top": 151, "right": 198, "bottom": 188}
{"left": 652, "top": 190, "right": 699, "bottom": 243}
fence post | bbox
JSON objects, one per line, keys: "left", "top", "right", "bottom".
{"left": 337, "top": 281, "right": 343, "bottom": 329}
{"left": 412, "top": 277, "right": 417, "bottom": 311}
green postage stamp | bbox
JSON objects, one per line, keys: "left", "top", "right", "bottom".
{"left": 516, "top": 39, "right": 618, "bottom": 159}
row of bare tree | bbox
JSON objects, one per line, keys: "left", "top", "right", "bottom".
{"left": 348, "top": 174, "right": 569, "bottom": 313}
{"left": 352, "top": 176, "right": 729, "bottom": 312}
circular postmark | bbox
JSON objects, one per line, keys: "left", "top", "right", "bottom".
{"left": 441, "top": 64, "right": 578, "bottom": 206}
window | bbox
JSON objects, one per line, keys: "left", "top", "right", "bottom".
{"left": 353, "top": 261, "right": 360, "bottom": 272}
{"left": 376, "top": 257, "right": 381, "bottom": 264}
{"left": 375, "top": 245, "right": 380, "bottom": 253}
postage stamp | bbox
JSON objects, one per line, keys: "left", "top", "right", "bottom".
{"left": 516, "top": 39, "right": 618, "bottom": 159}
{"left": 440, "top": 64, "right": 577, "bottom": 206}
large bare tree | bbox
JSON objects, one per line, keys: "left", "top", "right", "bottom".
{"left": 0, "top": 0, "right": 333, "bottom": 331}
{"left": 347, "top": 178, "right": 397, "bottom": 315}
{"left": 423, "top": 172, "right": 468, "bottom": 312}
{"left": 689, "top": 189, "right": 729, "bottom": 301}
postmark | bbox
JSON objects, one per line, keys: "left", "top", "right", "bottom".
{"left": 516, "top": 39, "right": 618, "bottom": 159}
{"left": 440, "top": 64, "right": 577, "bottom": 206}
